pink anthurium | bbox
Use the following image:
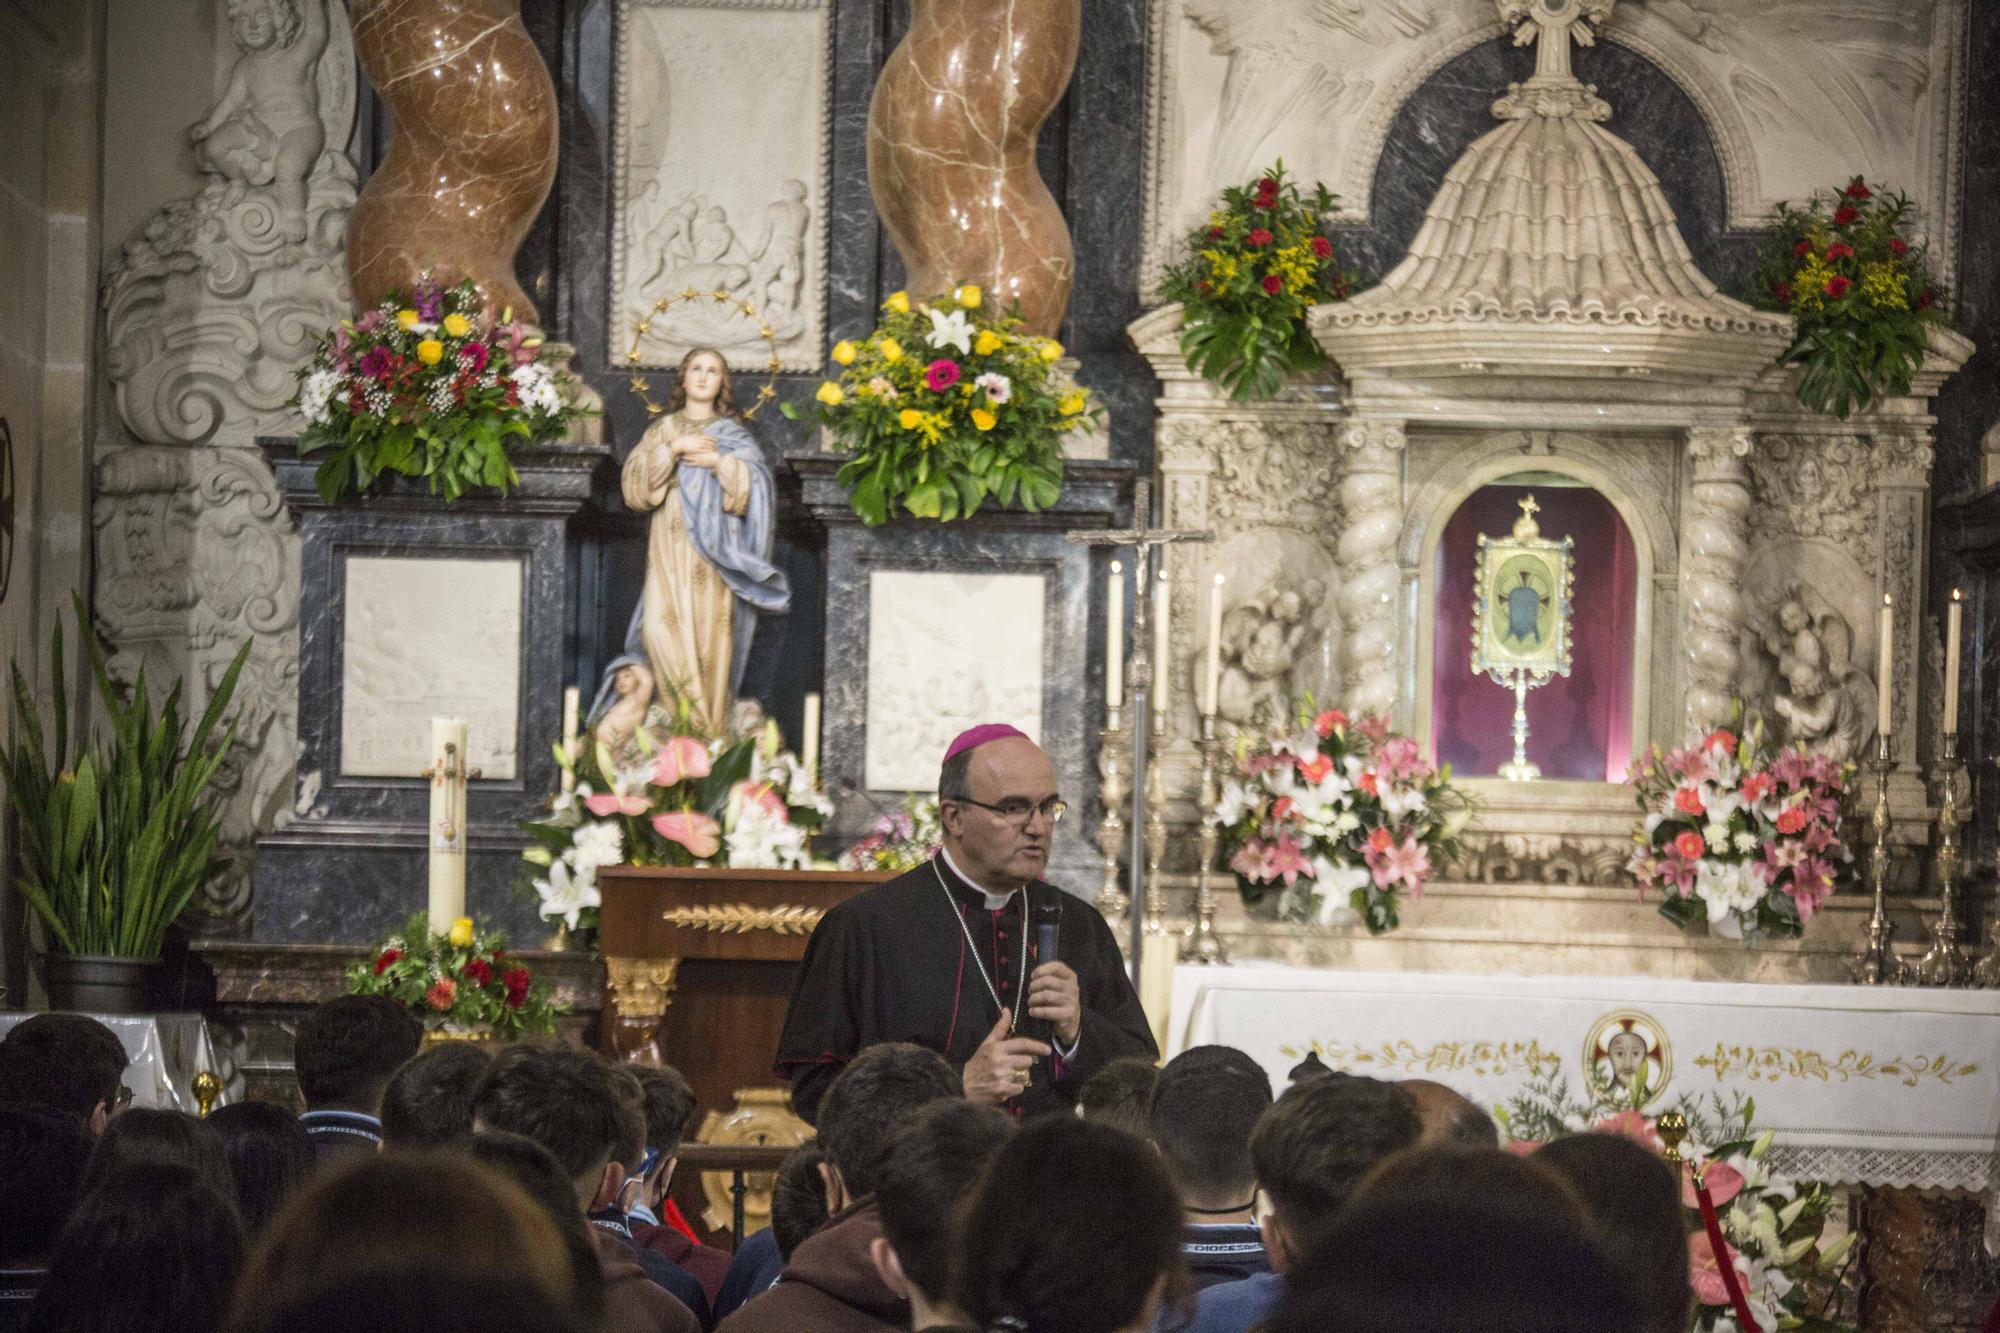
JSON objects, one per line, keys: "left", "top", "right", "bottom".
{"left": 583, "top": 792, "right": 649, "bottom": 817}
{"left": 1681, "top": 1160, "right": 1744, "bottom": 1210}
{"left": 653, "top": 810, "right": 721, "bottom": 859}
{"left": 1687, "top": 1228, "right": 1744, "bottom": 1307}
{"left": 652, "top": 736, "right": 714, "bottom": 788}
{"left": 731, "top": 780, "right": 787, "bottom": 819}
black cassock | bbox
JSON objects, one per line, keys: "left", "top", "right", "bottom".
{"left": 774, "top": 855, "right": 1157, "bottom": 1123}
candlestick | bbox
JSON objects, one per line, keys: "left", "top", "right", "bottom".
{"left": 1106, "top": 561, "right": 1125, "bottom": 711}
{"left": 1152, "top": 568, "right": 1172, "bottom": 712}
{"left": 1915, "top": 733, "right": 1971, "bottom": 987}
{"left": 427, "top": 717, "right": 470, "bottom": 936}
{"left": 1202, "top": 574, "right": 1224, "bottom": 719}
{"left": 1944, "top": 589, "right": 1963, "bottom": 736}
{"left": 1850, "top": 731, "right": 1910, "bottom": 986}
{"left": 560, "top": 687, "right": 580, "bottom": 793}
{"left": 1137, "top": 695, "right": 1176, "bottom": 1050}
{"left": 1180, "top": 711, "right": 1229, "bottom": 965}
{"left": 800, "top": 693, "right": 821, "bottom": 779}
{"left": 1094, "top": 705, "right": 1131, "bottom": 919}
{"left": 1875, "top": 594, "right": 1894, "bottom": 736}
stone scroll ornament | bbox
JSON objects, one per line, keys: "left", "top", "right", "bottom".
{"left": 346, "top": 0, "right": 559, "bottom": 326}
{"left": 866, "top": 0, "right": 1080, "bottom": 337}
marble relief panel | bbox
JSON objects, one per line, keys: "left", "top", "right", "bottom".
{"left": 612, "top": 0, "right": 830, "bottom": 372}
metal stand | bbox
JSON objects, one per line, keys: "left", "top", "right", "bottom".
{"left": 1851, "top": 733, "right": 1911, "bottom": 986}
{"left": 1094, "top": 705, "right": 1131, "bottom": 920}
{"left": 1915, "top": 734, "right": 1971, "bottom": 986}
{"left": 1180, "top": 712, "right": 1228, "bottom": 964}
{"left": 1496, "top": 669, "right": 1542, "bottom": 782}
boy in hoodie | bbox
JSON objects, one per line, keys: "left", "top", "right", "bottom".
{"left": 717, "top": 1043, "right": 960, "bottom": 1333}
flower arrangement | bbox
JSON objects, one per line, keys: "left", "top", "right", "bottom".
{"left": 1499, "top": 1072, "right": 1858, "bottom": 1333}
{"left": 782, "top": 286, "right": 1098, "bottom": 526}
{"left": 1627, "top": 722, "right": 1852, "bottom": 943}
{"left": 838, "top": 795, "right": 943, "bottom": 873}
{"left": 1746, "top": 177, "right": 1952, "bottom": 419}
{"left": 1158, "top": 164, "right": 1354, "bottom": 400}
{"left": 521, "top": 713, "right": 831, "bottom": 932}
{"left": 346, "top": 914, "right": 561, "bottom": 1038}
{"left": 293, "top": 273, "right": 585, "bottom": 503}
{"left": 1212, "top": 703, "right": 1471, "bottom": 933}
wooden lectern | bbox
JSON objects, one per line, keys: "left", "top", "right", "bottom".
{"left": 595, "top": 865, "right": 891, "bottom": 1241}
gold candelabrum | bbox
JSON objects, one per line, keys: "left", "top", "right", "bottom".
{"left": 1973, "top": 756, "right": 2000, "bottom": 988}
{"left": 1142, "top": 698, "right": 1172, "bottom": 941}
{"left": 1094, "top": 705, "right": 1132, "bottom": 920}
{"left": 1915, "top": 733, "right": 1971, "bottom": 986}
{"left": 1851, "top": 733, "right": 1912, "bottom": 986}
{"left": 1180, "top": 712, "right": 1229, "bottom": 964}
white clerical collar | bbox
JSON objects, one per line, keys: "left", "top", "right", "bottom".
{"left": 940, "top": 847, "right": 1019, "bottom": 911}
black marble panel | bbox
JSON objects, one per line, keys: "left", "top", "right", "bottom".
{"left": 252, "top": 442, "right": 610, "bottom": 944}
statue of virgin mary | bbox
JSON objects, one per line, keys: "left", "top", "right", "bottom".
{"left": 595, "top": 346, "right": 790, "bottom": 740}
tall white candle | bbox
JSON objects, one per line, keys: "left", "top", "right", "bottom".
{"left": 427, "top": 717, "right": 469, "bottom": 936}
{"left": 1152, "top": 568, "right": 1171, "bottom": 712}
{"left": 1945, "top": 588, "right": 1963, "bottom": 735}
{"left": 559, "top": 686, "right": 580, "bottom": 793}
{"left": 1106, "top": 561, "right": 1125, "bottom": 711}
{"left": 801, "top": 692, "right": 821, "bottom": 778}
{"left": 1203, "top": 574, "right": 1224, "bottom": 718}
{"left": 1875, "top": 595, "right": 1895, "bottom": 736}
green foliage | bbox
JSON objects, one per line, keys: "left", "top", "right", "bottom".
{"left": 346, "top": 914, "right": 561, "bottom": 1038}
{"left": 3, "top": 597, "right": 246, "bottom": 959}
{"left": 1159, "top": 163, "right": 1355, "bottom": 400}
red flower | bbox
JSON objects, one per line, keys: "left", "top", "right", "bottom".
{"left": 1261, "top": 274, "right": 1283, "bottom": 295}
{"left": 373, "top": 948, "right": 403, "bottom": 975}
{"left": 1310, "top": 235, "right": 1333, "bottom": 258}
{"left": 924, "top": 359, "right": 961, "bottom": 392}
{"left": 502, "top": 968, "right": 532, "bottom": 1009}
{"left": 1257, "top": 177, "right": 1278, "bottom": 195}
{"left": 1313, "top": 708, "right": 1347, "bottom": 738}
{"left": 1888, "top": 238, "right": 1910, "bottom": 258}
{"left": 1297, "top": 753, "right": 1334, "bottom": 784}
{"left": 1252, "top": 194, "right": 1276, "bottom": 210}
{"left": 1703, "top": 729, "right": 1737, "bottom": 755}
{"left": 1825, "top": 275, "right": 1852, "bottom": 299}
{"left": 1207, "top": 226, "right": 1225, "bottom": 241}
{"left": 1773, "top": 282, "right": 1793, "bottom": 305}
{"left": 1358, "top": 769, "right": 1379, "bottom": 797}
{"left": 458, "top": 341, "right": 490, "bottom": 374}
{"left": 1844, "top": 180, "right": 1872, "bottom": 200}
{"left": 1832, "top": 205, "right": 1859, "bottom": 227}
{"left": 1774, "top": 806, "right": 1808, "bottom": 835}
{"left": 425, "top": 978, "right": 457, "bottom": 1011}
{"left": 463, "top": 958, "right": 493, "bottom": 987}
{"left": 1825, "top": 242, "right": 1854, "bottom": 261}
{"left": 1919, "top": 289, "right": 1935, "bottom": 309}
{"left": 1674, "top": 787, "right": 1706, "bottom": 818}
{"left": 1366, "top": 827, "right": 1395, "bottom": 854}
{"left": 1792, "top": 240, "right": 1812, "bottom": 259}
{"left": 1196, "top": 280, "right": 1212, "bottom": 295}
{"left": 1247, "top": 228, "right": 1273, "bottom": 247}
{"left": 1672, "top": 831, "right": 1707, "bottom": 861}
{"left": 1270, "top": 796, "right": 1295, "bottom": 823}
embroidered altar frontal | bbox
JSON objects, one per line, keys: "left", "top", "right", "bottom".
{"left": 1168, "top": 965, "right": 2000, "bottom": 1194}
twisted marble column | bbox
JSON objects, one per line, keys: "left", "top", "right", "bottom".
{"left": 1681, "top": 426, "right": 1753, "bottom": 738}
{"left": 1337, "top": 419, "right": 1405, "bottom": 718}
{"left": 348, "top": 0, "right": 558, "bottom": 323}
{"left": 866, "top": 0, "right": 1080, "bottom": 335}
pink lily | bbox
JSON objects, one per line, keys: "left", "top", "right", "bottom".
{"left": 653, "top": 811, "right": 721, "bottom": 859}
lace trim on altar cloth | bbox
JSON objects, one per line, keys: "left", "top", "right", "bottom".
{"left": 1765, "top": 1145, "right": 1992, "bottom": 1194}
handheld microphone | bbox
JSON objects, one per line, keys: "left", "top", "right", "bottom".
{"left": 1027, "top": 900, "right": 1063, "bottom": 1046}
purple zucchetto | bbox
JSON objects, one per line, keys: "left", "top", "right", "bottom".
{"left": 942, "top": 723, "right": 1031, "bottom": 765}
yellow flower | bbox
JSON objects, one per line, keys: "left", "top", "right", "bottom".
{"left": 449, "top": 917, "right": 475, "bottom": 948}
{"left": 899, "top": 408, "right": 923, "bottom": 430}
{"left": 416, "top": 338, "right": 445, "bottom": 365}
{"left": 974, "top": 330, "right": 1003, "bottom": 356}
{"left": 971, "top": 407, "right": 997, "bottom": 431}
{"left": 1039, "top": 340, "right": 1063, "bottom": 363}
{"left": 816, "top": 381, "right": 845, "bottom": 406}
{"left": 831, "top": 339, "right": 858, "bottom": 365}
{"left": 879, "top": 337, "right": 904, "bottom": 363}
{"left": 396, "top": 308, "right": 420, "bottom": 329}
{"left": 442, "top": 313, "right": 472, "bottom": 338}
{"left": 885, "top": 291, "right": 911, "bottom": 314}
{"left": 956, "top": 284, "right": 983, "bottom": 309}
{"left": 1059, "top": 390, "right": 1087, "bottom": 416}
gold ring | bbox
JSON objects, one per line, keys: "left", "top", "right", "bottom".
{"left": 1012, "top": 1068, "right": 1031, "bottom": 1087}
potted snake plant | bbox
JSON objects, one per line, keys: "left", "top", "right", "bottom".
{"left": 3, "top": 598, "right": 246, "bottom": 1012}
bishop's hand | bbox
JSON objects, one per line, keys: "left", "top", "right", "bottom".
{"left": 962, "top": 1010, "right": 1050, "bottom": 1104}
{"left": 1025, "top": 961, "right": 1081, "bottom": 1047}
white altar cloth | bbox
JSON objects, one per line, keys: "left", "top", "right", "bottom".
{"left": 1166, "top": 964, "right": 2000, "bottom": 1193}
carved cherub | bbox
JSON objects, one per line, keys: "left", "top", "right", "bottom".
{"left": 188, "top": 0, "right": 331, "bottom": 242}
{"left": 1755, "top": 591, "right": 1876, "bottom": 763}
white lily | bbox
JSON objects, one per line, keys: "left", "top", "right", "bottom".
{"left": 924, "top": 306, "right": 974, "bottom": 355}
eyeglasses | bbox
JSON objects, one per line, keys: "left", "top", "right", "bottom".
{"left": 111, "top": 1085, "right": 133, "bottom": 1114}
{"left": 950, "top": 796, "right": 1068, "bottom": 828}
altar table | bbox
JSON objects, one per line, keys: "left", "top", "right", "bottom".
{"left": 1166, "top": 964, "right": 2000, "bottom": 1195}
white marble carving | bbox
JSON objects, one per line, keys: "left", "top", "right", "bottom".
{"left": 863, "top": 571, "right": 1045, "bottom": 792}
{"left": 1736, "top": 542, "right": 1878, "bottom": 763}
{"left": 93, "top": 447, "right": 301, "bottom": 926}
{"left": 102, "top": 0, "right": 357, "bottom": 446}
{"left": 340, "top": 557, "right": 523, "bottom": 781}
{"left": 1214, "top": 533, "right": 1339, "bottom": 733}
{"left": 1337, "top": 419, "right": 1403, "bottom": 719}
{"left": 612, "top": 0, "right": 830, "bottom": 373}
{"left": 1679, "top": 426, "right": 1752, "bottom": 737}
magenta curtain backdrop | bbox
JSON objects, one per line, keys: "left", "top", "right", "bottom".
{"left": 1430, "top": 483, "right": 1638, "bottom": 781}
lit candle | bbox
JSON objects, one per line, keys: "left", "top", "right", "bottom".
{"left": 1875, "top": 595, "right": 1894, "bottom": 737}
{"left": 1106, "top": 561, "right": 1125, "bottom": 711}
{"left": 1944, "top": 588, "right": 1963, "bottom": 736}
{"left": 427, "top": 717, "right": 469, "bottom": 936}
{"left": 559, "top": 686, "right": 579, "bottom": 793}
{"left": 1203, "top": 574, "right": 1224, "bottom": 718}
{"left": 801, "top": 692, "right": 821, "bottom": 778}
{"left": 1152, "top": 567, "right": 1172, "bottom": 712}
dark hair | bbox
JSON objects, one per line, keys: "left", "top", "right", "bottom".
{"left": 28, "top": 1162, "right": 245, "bottom": 1333}
{"left": 81, "top": 1106, "right": 234, "bottom": 1205}
{"left": 770, "top": 1142, "right": 830, "bottom": 1261}
{"left": 1250, "top": 1073, "right": 1420, "bottom": 1249}
{"left": 1149, "top": 1045, "right": 1273, "bottom": 1205}
{"left": 471, "top": 1043, "right": 629, "bottom": 1184}
{"left": 954, "top": 1116, "right": 1187, "bottom": 1333}
{"left": 0, "top": 1105, "right": 92, "bottom": 1264}
{"left": 1535, "top": 1133, "right": 1692, "bottom": 1333}
{"left": 292, "top": 996, "right": 424, "bottom": 1110}
{"left": 875, "top": 1100, "right": 1013, "bottom": 1301}
{"left": 0, "top": 1012, "right": 129, "bottom": 1122}
{"left": 1265, "top": 1149, "right": 1643, "bottom": 1333}
{"left": 816, "top": 1043, "right": 960, "bottom": 1201}
{"left": 380, "top": 1042, "right": 493, "bottom": 1149}
{"left": 1400, "top": 1079, "right": 1501, "bottom": 1149}
{"left": 632, "top": 1064, "right": 697, "bottom": 1156}
{"left": 1077, "top": 1055, "right": 1159, "bottom": 1136}
{"left": 235, "top": 1267, "right": 591, "bottom": 1333}
{"left": 1287, "top": 1050, "right": 1334, "bottom": 1083}
{"left": 938, "top": 747, "right": 975, "bottom": 802}
{"left": 465, "top": 1131, "right": 609, "bottom": 1329}
{"left": 606, "top": 1063, "right": 649, "bottom": 1168}
{"left": 206, "top": 1100, "right": 316, "bottom": 1237}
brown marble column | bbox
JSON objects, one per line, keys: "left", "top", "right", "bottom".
{"left": 347, "top": 0, "right": 558, "bottom": 324}
{"left": 866, "top": 0, "right": 1080, "bottom": 336}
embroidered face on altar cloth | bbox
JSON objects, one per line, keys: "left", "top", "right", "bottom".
{"left": 1583, "top": 1010, "right": 1672, "bottom": 1107}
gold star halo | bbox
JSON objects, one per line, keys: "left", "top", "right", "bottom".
{"left": 624, "top": 291, "right": 784, "bottom": 420}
